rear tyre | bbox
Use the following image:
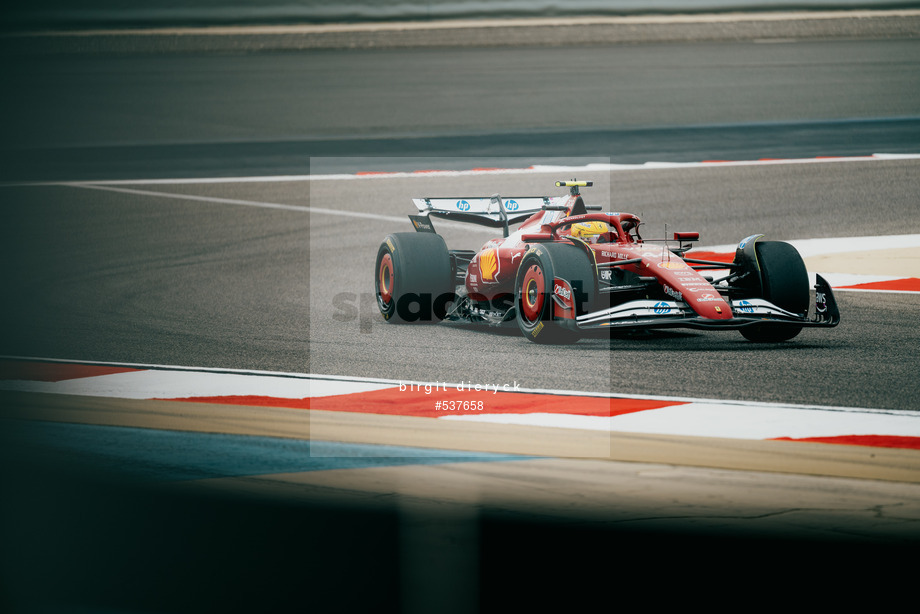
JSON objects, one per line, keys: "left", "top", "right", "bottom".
{"left": 515, "top": 243, "right": 595, "bottom": 344}
{"left": 375, "top": 233, "right": 453, "bottom": 324}
{"left": 740, "top": 241, "right": 809, "bottom": 342}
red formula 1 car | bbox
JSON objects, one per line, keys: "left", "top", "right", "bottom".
{"left": 374, "top": 180, "right": 839, "bottom": 344}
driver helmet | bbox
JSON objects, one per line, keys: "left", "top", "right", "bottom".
{"left": 569, "top": 221, "right": 610, "bottom": 243}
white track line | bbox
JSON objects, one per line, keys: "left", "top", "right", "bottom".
{"left": 15, "top": 153, "right": 917, "bottom": 187}
{"left": 61, "top": 182, "right": 499, "bottom": 230}
{"left": 57, "top": 183, "right": 920, "bottom": 270}
{"left": 2, "top": 357, "right": 912, "bottom": 417}
{"left": 31, "top": 157, "right": 920, "bottom": 277}
{"left": 63, "top": 183, "right": 311, "bottom": 212}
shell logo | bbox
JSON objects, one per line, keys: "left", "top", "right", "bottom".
{"left": 657, "top": 261, "right": 687, "bottom": 270}
{"left": 480, "top": 248, "right": 499, "bottom": 282}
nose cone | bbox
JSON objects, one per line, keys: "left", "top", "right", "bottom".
{"left": 656, "top": 266, "right": 732, "bottom": 320}
{"left": 686, "top": 291, "right": 733, "bottom": 319}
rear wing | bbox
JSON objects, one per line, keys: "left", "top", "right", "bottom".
{"left": 411, "top": 181, "right": 599, "bottom": 237}
{"left": 412, "top": 194, "right": 563, "bottom": 237}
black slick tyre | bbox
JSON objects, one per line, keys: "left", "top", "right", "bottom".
{"left": 375, "top": 232, "right": 453, "bottom": 324}
{"left": 740, "top": 241, "right": 809, "bottom": 342}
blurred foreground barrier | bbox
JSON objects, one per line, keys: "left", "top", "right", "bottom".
{"left": 5, "top": 1, "right": 920, "bottom": 30}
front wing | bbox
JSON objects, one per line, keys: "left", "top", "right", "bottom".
{"left": 575, "top": 275, "right": 840, "bottom": 332}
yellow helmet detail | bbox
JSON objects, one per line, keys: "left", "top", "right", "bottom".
{"left": 570, "top": 221, "right": 608, "bottom": 238}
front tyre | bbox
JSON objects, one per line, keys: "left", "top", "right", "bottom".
{"left": 740, "top": 241, "right": 809, "bottom": 342}
{"left": 515, "top": 245, "right": 590, "bottom": 345}
{"left": 375, "top": 233, "right": 453, "bottom": 324}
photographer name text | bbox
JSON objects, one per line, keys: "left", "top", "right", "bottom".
{"left": 399, "top": 381, "right": 521, "bottom": 394}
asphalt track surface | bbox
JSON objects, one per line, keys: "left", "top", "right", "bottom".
{"left": 3, "top": 162, "right": 918, "bottom": 408}
{"left": 3, "top": 35, "right": 920, "bottom": 180}
{"left": 2, "top": 19, "right": 920, "bottom": 613}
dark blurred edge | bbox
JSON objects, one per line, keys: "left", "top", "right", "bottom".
{"left": 4, "top": 2, "right": 920, "bottom": 32}
{"left": 3, "top": 11, "right": 920, "bottom": 56}
{"left": 1, "top": 417, "right": 915, "bottom": 614}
